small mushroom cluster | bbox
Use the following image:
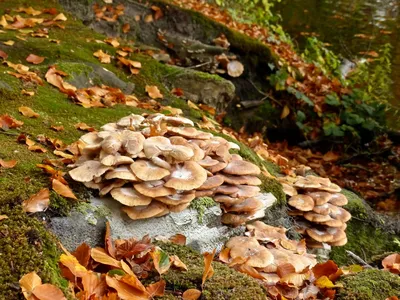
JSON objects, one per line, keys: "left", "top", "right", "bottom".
{"left": 279, "top": 175, "right": 351, "bottom": 248}
{"left": 68, "top": 113, "right": 269, "bottom": 223}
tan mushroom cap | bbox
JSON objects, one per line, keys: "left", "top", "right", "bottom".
{"left": 329, "top": 236, "right": 347, "bottom": 246}
{"left": 230, "top": 185, "right": 261, "bottom": 199}
{"left": 105, "top": 166, "right": 138, "bottom": 181}
{"left": 304, "top": 211, "right": 333, "bottom": 223}
{"left": 246, "top": 221, "right": 288, "bottom": 241}
{"left": 223, "top": 160, "right": 261, "bottom": 176}
{"left": 306, "top": 228, "right": 334, "bottom": 243}
{"left": 187, "top": 142, "right": 205, "bottom": 161}
{"left": 215, "top": 185, "right": 240, "bottom": 195}
{"left": 221, "top": 213, "right": 250, "bottom": 227}
{"left": 230, "top": 244, "right": 273, "bottom": 268}
{"left": 226, "top": 236, "right": 260, "bottom": 249}
{"left": 214, "top": 195, "right": 242, "bottom": 205}
{"left": 288, "top": 210, "right": 305, "bottom": 216}
{"left": 329, "top": 206, "right": 351, "bottom": 222}
{"left": 99, "top": 179, "right": 126, "bottom": 196}
{"left": 101, "top": 135, "right": 122, "bottom": 154}
{"left": 305, "top": 239, "right": 326, "bottom": 249}
{"left": 320, "top": 183, "right": 342, "bottom": 193}
{"left": 225, "top": 197, "right": 265, "bottom": 213}
{"left": 288, "top": 194, "right": 314, "bottom": 211}
{"left": 156, "top": 191, "right": 195, "bottom": 206}
{"left": 312, "top": 203, "right": 330, "bottom": 215}
{"left": 227, "top": 60, "right": 244, "bottom": 77}
{"left": 83, "top": 181, "right": 105, "bottom": 190}
{"left": 167, "top": 127, "right": 213, "bottom": 140}
{"left": 293, "top": 178, "right": 321, "bottom": 189}
{"left": 117, "top": 114, "right": 145, "bottom": 127}
{"left": 306, "top": 191, "right": 333, "bottom": 205}
{"left": 164, "top": 161, "right": 207, "bottom": 190}
{"left": 143, "top": 136, "right": 172, "bottom": 158}
{"left": 198, "top": 175, "right": 225, "bottom": 190}
{"left": 122, "top": 201, "right": 168, "bottom": 220}
{"left": 110, "top": 187, "right": 152, "bottom": 206}
{"left": 120, "top": 131, "right": 145, "bottom": 157}
{"left": 329, "top": 193, "right": 348, "bottom": 206}
{"left": 326, "top": 227, "right": 346, "bottom": 242}
{"left": 197, "top": 156, "right": 220, "bottom": 167}
{"left": 151, "top": 157, "right": 172, "bottom": 170}
{"left": 320, "top": 218, "right": 344, "bottom": 227}
{"left": 168, "top": 144, "right": 195, "bottom": 161}
{"left": 205, "top": 161, "right": 228, "bottom": 173}
{"left": 130, "top": 159, "right": 170, "bottom": 181}
{"left": 221, "top": 174, "right": 262, "bottom": 186}
{"left": 195, "top": 189, "right": 215, "bottom": 197}
{"left": 134, "top": 180, "right": 175, "bottom": 198}
{"left": 305, "top": 175, "right": 331, "bottom": 186}
{"left": 168, "top": 201, "right": 191, "bottom": 213}
{"left": 100, "top": 122, "right": 118, "bottom": 132}
{"left": 69, "top": 160, "right": 112, "bottom": 182}
{"left": 101, "top": 154, "right": 134, "bottom": 166}
{"left": 281, "top": 183, "right": 298, "bottom": 197}
{"left": 80, "top": 132, "right": 102, "bottom": 145}
{"left": 230, "top": 154, "right": 242, "bottom": 160}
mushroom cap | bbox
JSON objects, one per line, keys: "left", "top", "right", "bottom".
{"left": 163, "top": 115, "right": 194, "bottom": 126}
{"left": 151, "top": 157, "right": 172, "bottom": 170}
{"left": 69, "top": 160, "right": 111, "bottom": 182}
{"left": 205, "top": 161, "right": 228, "bottom": 173}
{"left": 225, "top": 197, "right": 265, "bottom": 213}
{"left": 320, "top": 183, "right": 342, "bottom": 193}
{"left": 156, "top": 191, "right": 195, "bottom": 206}
{"left": 168, "top": 201, "right": 191, "bottom": 213}
{"left": 226, "top": 236, "right": 260, "bottom": 249}
{"left": 197, "top": 156, "right": 220, "bottom": 167}
{"left": 312, "top": 203, "right": 330, "bottom": 215}
{"left": 320, "top": 218, "right": 344, "bottom": 227}
{"left": 143, "top": 136, "right": 172, "bottom": 158}
{"left": 230, "top": 185, "right": 261, "bottom": 199}
{"left": 187, "top": 142, "right": 205, "bottom": 161}
{"left": 164, "top": 161, "right": 207, "bottom": 190}
{"left": 105, "top": 166, "right": 138, "bottom": 181}
{"left": 305, "top": 175, "right": 331, "bottom": 186}
{"left": 120, "top": 131, "right": 145, "bottom": 156}
{"left": 293, "top": 178, "right": 321, "bottom": 189}
{"left": 221, "top": 174, "right": 262, "bottom": 186}
{"left": 288, "top": 194, "right": 314, "bottom": 211}
{"left": 306, "top": 228, "right": 334, "bottom": 243}
{"left": 214, "top": 195, "right": 243, "bottom": 205}
{"left": 134, "top": 180, "right": 175, "bottom": 198}
{"left": 306, "top": 191, "right": 332, "bottom": 205}
{"left": 227, "top": 60, "right": 244, "bottom": 77}
{"left": 326, "top": 227, "right": 346, "bottom": 242}
{"left": 304, "top": 211, "right": 333, "bottom": 223}
{"left": 117, "top": 114, "right": 145, "bottom": 127}
{"left": 329, "top": 193, "right": 348, "bottom": 206}
{"left": 215, "top": 185, "right": 240, "bottom": 195}
{"left": 130, "top": 159, "right": 170, "bottom": 181}
{"left": 122, "top": 201, "right": 168, "bottom": 220}
{"left": 101, "top": 135, "right": 122, "bottom": 154}
{"left": 101, "top": 154, "right": 134, "bottom": 166}
{"left": 329, "top": 236, "right": 347, "bottom": 246}
{"left": 101, "top": 122, "right": 118, "bottom": 131}
{"left": 282, "top": 183, "right": 298, "bottom": 197}
{"left": 99, "top": 179, "right": 126, "bottom": 196}
{"left": 223, "top": 160, "right": 261, "bottom": 176}
{"left": 246, "top": 221, "right": 288, "bottom": 241}
{"left": 110, "top": 187, "right": 152, "bottom": 206}
{"left": 198, "top": 175, "right": 224, "bottom": 190}
{"left": 168, "top": 145, "right": 195, "bottom": 161}
{"left": 305, "top": 239, "right": 327, "bottom": 249}
{"left": 329, "top": 206, "right": 351, "bottom": 222}
{"left": 221, "top": 213, "right": 250, "bottom": 227}
{"left": 195, "top": 189, "right": 215, "bottom": 197}
{"left": 80, "top": 132, "right": 102, "bottom": 145}
{"left": 231, "top": 244, "right": 273, "bottom": 268}
{"left": 167, "top": 127, "right": 213, "bottom": 140}
{"left": 83, "top": 181, "right": 105, "bottom": 190}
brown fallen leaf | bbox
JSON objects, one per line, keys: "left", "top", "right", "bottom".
{"left": 93, "top": 49, "right": 111, "bottom": 64}
{"left": 151, "top": 6, "right": 164, "bottom": 20}
{"left": 182, "top": 289, "right": 202, "bottom": 300}
{"left": 32, "top": 283, "right": 67, "bottom": 300}
{"left": 0, "top": 215, "right": 8, "bottom": 221}
{"left": 91, "top": 247, "right": 122, "bottom": 268}
{"left": 145, "top": 85, "right": 163, "bottom": 99}
{"left": 104, "top": 37, "right": 120, "bottom": 48}
{"left": 26, "top": 53, "right": 45, "bottom": 64}
{"left": 151, "top": 247, "right": 171, "bottom": 275}
{"left": 146, "top": 279, "right": 166, "bottom": 297}
{"left": 3, "top": 40, "right": 15, "bottom": 46}
{"left": 0, "top": 159, "right": 17, "bottom": 168}
{"left": 59, "top": 254, "right": 88, "bottom": 277}
{"left": 0, "top": 114, "right": 24, "bottom": 130}
{"left": 280, "top": 105, "right": 290, "bottom": 119}
{"left": 19, "top": 271, "right": 42, "bottom": 299}
{"left": 105, "top": 275, "right": 148, "bottom": 299}
{"left": 122, "top": 23, "right": 130, "bottom": 33}
{"left": 15, "top": 6, "right": 43, "bottom": 16}
{"left": 170, "top": 255, "right": 188, "bottom": 271}
{"left": 22, "top": 188, "right": 50, "bottom": 213}
{"left": 52, "top": 178, "right": 77, "bottom": 200}
{"left": 0, "top": 49, "right": 8, "bottom": 59}
{"left": 144, "top": 14, "right": 153, "bottom": 23}
{"left": 19, "top": 106, "right": 40, "bottom": 118}
{"left": 21, "top": 89, "right": 35, "bottom": 96}
{"left": 169, "top": 233, "right": 186, "bottom": 245}
{"left": 74, "top": 122, "right": 95, "bottom": 132}
{"left": 53, "top": 13, "right": 67, "bottom": 21}
{"left": 50, "top": 125, "right": 64, "bottom": 131}
{"left": 202, "top": 248, "right": 216, "bottom": 287}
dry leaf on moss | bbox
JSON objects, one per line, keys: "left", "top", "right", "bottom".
{"left": 22, "top": 188, "right": 50, "bottom": 213}
{"left": 169, "top": 233, "right": 186, "bottom": 245}
{"left": 146, "top": 279, "right": 166, "bottom": 297}
{"left": 50, "top": 125, "right": 64, "bottom": 132}
{"left": 182, "top": 289, "right": 202, "bottom": 300}
{"left": 202, "top": 249, "right": 216, "bottom": 287}
{"left": 32, "top": 283, "right": 66, "bottom": 300}
{"left": 104, "top": 37, "right": 120, "bottom": 48}
{"left": 3, "top": 40, "right": 15, "bottom": 46}
{"left": 93, "top": 49, "right": 111, "bottom": 64}
{"left": 19, "top": 271, "right": 42, "bottom": 299}
{"left": 19, "top": 106, "right": 40, "bottom": 118}
{"left": 0, "top": 114, "right": 23, "bottom": 130}
{"left": 0, "top": 159, "right": 17, "bottom": 168}
{"left": 145, "top": 85, "right": 163, "bottom": 99}
{"left": 52, "top": 179, "right": 77, "bottom": 200}
{"left": 26, "top": 53, "right": 45, "bottom": 64}
{"left": 122, "top": 23, "right": 130, "bottom": 33}
{"left": 151, "top": 247, "right": 171, "bottom": 275}
{"left": 0, "top": 215, "right": 8, "bottom": 221}
{"left": 170, "top": 255, "right": 188, "bottom": 271}
{"left": 74, "top": 122, "right": 95, "bottom": 132}
{"left": 105, "top": 275, "right": 148, "bottom": 300}
{"left": 21, "top": 90, "right": 35, "bottom": 96}
{"left": 53, "top": 13, "right": 67, "bottom": 21}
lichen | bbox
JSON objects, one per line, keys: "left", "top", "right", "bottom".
{"left": 156, "top": 241, "right": 267, "bottom": 299}
{"left": 337, "top": 269, "right": 400, "bottom": 300}
{"left": 190, "top": 197, "right": 217, "bottom": 223}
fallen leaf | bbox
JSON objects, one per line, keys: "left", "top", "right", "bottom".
{"left": 72, "top": 243, "right": 91, "bottom": 268}
{"left": 0, "top": 159, "right": 17, "bottom": 168}
{"left": 53, "top": 13, "right": 67, "bottom": 21}
{"left": 3, "top": 40, "right": 15, "bottom": 46}
{"left": 182, "top": 289, "right": 202, "bottom": 300}
{"left": 50, "top": 125, "right": 64, "bottom": 131}
{"left": 170, "top": 255, "right": 188, "bottom": 271}
{"left": 146, "top": 279, "right": 165, "bottom": 297}
{"left": 151, "top": 6, "right": 164, "bottom": 20}
{"left": 120, "top": 274, "right": 146, "bottom": 292}
{"left": 144, "top": 14, "right": 153, "bottom": 23}
{"left": 202, "top": 249, "right": 216, "bottom": 287}
{"left": 0, "top": 49, "right": 8, "bottom": 59}
{"left": 105, "top": 275, "right": 148, "bottom": 300}
{"left": 22, "top": 188, "right": 50, "bottom": 213}
{"left": 382, "top": 253, "right": 400, "bottom": 274}
{"left": 74, "top": 122, "right": 95, "bottom": 132}
{"left": 145, "top": 85, "right": 163, "bottom": 99}
{"left": 312, "top": 260, "right": 338, "bottom": 279}
{"left": 280, "top": 105, "right": 290, "bottom": 119}
{"left": 104, "top": 37, "right": 120, "bottom": 48}
{"left": 0, "top": 215, "right": 8, "bottom": 221}
{"left": 323, "top": 151, "right": 340, "bottom": 162}
{"left": 187, "top": 100, "right": 200, "bottom": 110}
{"left": 91, "top": 247, "right": 122, "bottom": 268}
{"left": 26, "top": 53, "right": 45, "bottom": 64}
{"left": 52, "top": 179, "right": 77, "bottom": 200}
{"left": 122, "top": 23, "right": 130, "bottom": 33}
{"left": 0, "top": 114, "right": 24, "bottom": 130}
{"left": 218, "top": 248, "right": 230, "bottom": 263}
{"left": 315, "top": 276, "right": 343, "bottom": 288}
{"left": 19, "top": 106, "right": 40, "bottom": 118}
{"left": 16, "top": 6, "right": 43, "bottom": 16}
{"left": 171, "top": 87, "right": 184, "bottom": 96}
{"left": 59, "top": 254, "right": 88, "bottom": 277}
{"left": 150, "top": 247, "right": 171, "bottom": 275}
{"left": 93, "top": 49, "right": 111, "bottom": 64}
{"left": 19, "top": 271, "right": 42, "bottom": 299}
{"left": 169, "top": 233, "right": 186, "bottom": 245}
{"left": 21, "top": 89, "right": 35, "bottom": 96}
{"left": 32, "top": 283, "right": 67, "bottom": 300}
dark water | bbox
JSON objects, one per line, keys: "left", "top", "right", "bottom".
{"left": 274, "top": 0, "right": 400, "bottom": 108}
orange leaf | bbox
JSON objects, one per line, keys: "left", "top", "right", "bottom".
{"left": 50, "top": 125, "right": 64, "bottom": 132}
{"left": 315, "top": 276, "right": 343, "bottom": 288}
{"left": 120, "top": 274, "right": 146, "bottom": 292}
{"left": 218, "top": 248, "right": 230, "bottom": 263}
{"left": 59, "top": 254, "right": 88, "bottom": 277}
{"left": 22, "top": 188, "right": 50, "bottom": 213}
{"left": 105, "top": 221, "right": 116, "bottom": 258}
{"left": 169, "top": 233, "right": 186, "bottom": 245}
{"left": 170, "top": 255, "right": 188, "bottom": 271}
{"left": 312, "top": 260, "right": 338, "bottom": 279}
{"left": 146, "top": 279, "right": 165, "bottom": 297}
{"left": 26, "top": 54, "right": 45, "bottom": 64}
{"left": 91, "top": 248, "right": 122, "bottom": 268}
{"left": 0, "top": 159, "right": 17, "bottom": 168}
{"left": 72, "top": 243, "right": 91, "bottom": 268}
{"left": 235, "top": 264, "right": 265, "bottom": 280}
{"left": 382, "top": 253, "right": 400, "bottom": 274}
{"left": 145, "top": 85, "right": 163, "bottom": 99}
{"left": 93, "top": 50, "right": 111, "bottom": 64}
{"left": 0, "top": 215, "right": 8, "bottom": 221}
{"left": 202, "top": 249, "right": 216, "bottom": 287}
{"left": 81, "top": 271, "right": 107, "bottom": 298}
{"left": 151, "top": 6, "right": 164, "bottom": 20}
{"left": 122, "top": 23, "right": 130, "bottom": 33}
{"left": 32, "top": 283, "right": 66, "bottom": 300}
{"left": 182, "top": 289, "right": 202, "bottom": 300}
{"left": 74, "top": 122, "right": 95, "bottom": 132}
{"left": 105, "top": 275, "right": 148, "bottom": 300}
{"left": 0, "top": 114, "right": 24, "bottom": 129}
{"left": 52, "top": 179, "right": 77, "bottom": 200}
{"left": 150, "top": 247, "right": 171, "bottom": 275}
{"left": 19, "top": 271, "right": 42, "bottom": 299}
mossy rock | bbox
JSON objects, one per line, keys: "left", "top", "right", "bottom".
{"left": 157, "top": 242, "right": 267, "bottom": 300}
{"left": 337, "top": 269, "right": 400, "bottom": 300}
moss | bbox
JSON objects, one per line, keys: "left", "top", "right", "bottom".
{"left": 157, "top": 242, "right": 267, "bottom": 300}
{"left": 341, "top": 189, "right": 368, "bottom": 218}
{"left": 329, "top": 219, "right": 400, "bottom": 266}
{"left": 259, "top": 175, "right": 286, "bottom": 205}
{"left": 190, "top": 197, "right": 217, "bottom": 223}
{"left": 337, "top": 269, "right": 400, "bottom": 300}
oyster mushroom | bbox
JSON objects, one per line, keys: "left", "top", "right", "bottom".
{"left": 110, "top": 187, "right": 152, "bottom": 206}
{"left": 134, "top": 180, "right": 175, "bottom": 198}
{"left": 122, "top": 201, "right": 168, "bottom": 220}
{"left": 69, "top": 160, "right": 111, "bottom": 182}
{"left": 164, "top": 161, "right": 207, "bottom": 190}
{"left": 130, "top": 159, "right": 170, "bottom": 181}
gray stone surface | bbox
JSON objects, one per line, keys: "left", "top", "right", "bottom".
{"left": 49, "top": 193, "right": 281, "bottom": 253}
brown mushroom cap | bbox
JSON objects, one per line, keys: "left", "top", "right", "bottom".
{"left": 288, "top": 210, "right": 305, "bottom": 216}
{"left": 221, "top": 174, "right": 262, "bottom": 186}
{"left": 230, "top": 244, "right": 273, "bottom": 268}
{"left": 312, "top": 203, "right": 330, "bottom": 215}
{"left": 329, "top": 206, "right": 351, "bottom": 222}
{"left": 329, "top": 236, "right": 347, "bottom": 246}
{"left": 156, "top": 192, "right": 195, "bottom": 206}
{"left": 143, "top": 136, "right": 172, "bottom": 158}
{"left": 197, "top": 156, "right": 220, "bottom": 168}
{"left": 305, "top": 175, "right": 331, "bottom": 186}
{"left": 105, "top": 166, "right": 138, "bottom": 181}
{"left": 151, "top": 157, "right": 172, "bottom": 170}
{"left": 215, "top": 185, "right": 240, "bottom": 195}
{"left": 134, "top": 180, "right": 175, "bottom": 198}
{"left": 99, "top": 179, "right": 126, "bottom": 196}
{"left": 223, "top": 160, "right": 261, "bottom": 176}
{"left": 167, "top": 127, "right": 213, "bottom": 140}
{"left": 246, "top": 221, "right": 288, "bottom": 241}
{"left": 101, "top": 154, "right": 134, "bottom": 167}
{"left": 288, "top": 194, "right": 314, "bottom": 211}
{"left": 305, "top": 239, "right": 326, "bottom": 249}
{"left": 130, "top": 159, "right": 170, "bottom": 181}
{"left": 226, "top": 236, "right": 260, "bottom": 249}
{"left": 320, "top": 183, "right": 342, "bottom": 193}
{"left": 326, "top": 227, "right": 346, "bottom": 242}
{"left": 122, "top": 201, "right": 168, "bottom": 220}
{"left": 80, "top": 132, "right": 102, "bottom": 145}
{"left": 120, "top": 131, "right": 145, "bottom": 157}
{"left": 306, "top": 228, "right": 334, "bottom": 243}
{"left": 281, "top": 183, "right": 298, "bottom": 197}
{"left": 221, "top": 213, "right": 250, "bottom": 227}
{"left": 225, "top": 197, "right": 265, "bottom": 213}
{"left": 329, "top": 193, "right": 348, "bottom": 206}
{"left": 117, "top": 114, "right": 145, "bottom": 127}
{"left": 164, "top": 161, "right": 207, "bottom": 190}
{"left": 227, "top": 60, "right": 244, "bottom": 77}
{"left": 69, "top": 160, "right": 111, "bottom": 182}
{"left": 214, "top": 195, "right": 243, "bottom": 205}
{"left": 306, "top": 191, "right": 333, "bottom": 205}
{"left": 195, "top": 189, "right": 216, "bottom": 198}
{"left": 205, "top": 161, "right": 228, "bottom": 173}
{"left": 293, "top": 178, "right": 321, "bottom": 189}
{"left": 168, "top": 201, "right": 191, "bottom": 213}
{"left": 320, "top": 218, "right": 344, "bottom": 228}
{"left": 110, "top": 187, "right": 152, "bottom": 206}
{"left": 198, "top": 175, "right": 225, "bottom": 190}
{"left": 230, "top": 185, "right": 261, "bottom": 199}
{"left": 101, "top": 135, "right": 122, "bottom": 154}
{"left": 304, "top": 211, "right": 333, "bottom": 223}
{"left": 168, "top": 144, "right": 195, "bottom": 161}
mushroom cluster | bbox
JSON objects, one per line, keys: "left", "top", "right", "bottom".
{"left": 221, "top": 221, "right": 317, "bottom": 288}
{"left": 68, "top": 113, "right": 269, "bottom": 223}
{"left": 279, "top": 175, "right": 351, "bottom": 248}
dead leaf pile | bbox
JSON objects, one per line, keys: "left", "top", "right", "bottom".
{"left": 93, "top": 3, "right": 125, "bottom": 23}
{"left": 382, "top": 253, "right": 400, "bottom": 274}
{"left": 0, "top": 114, "right": 23, "bottom": 130}
{"left": 3, "top": 60, "right": 44, "bottom": 85}
{"left": 20, "top": 271, "right": 66, "bottom": 300}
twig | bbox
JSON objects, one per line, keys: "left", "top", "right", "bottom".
{"left": 346, "top": 250, "right": 373, "bottom": 268}
{"left": 248, "top": 79, "right": 283, "bottom": 107}
{"left": 0, "top": 131, "right": 19, "bottom": 136}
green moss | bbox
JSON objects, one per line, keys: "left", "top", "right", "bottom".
{"left": 157, "top": 242, "right": 267, "bottom": 300}
{"left": 329, "top": 219, "right": 400, "bottom": 266}
{"left": 190, "top": 197, "right": 217, "bottom": 223}
{"left": 337, "top": 269, "right": 400, "bottom": 300}
{"left": 259, "top": 175, "right": 286, "bottom": 205}
{"left": 341, "top": 189, "right": 368, "bottom": 218}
